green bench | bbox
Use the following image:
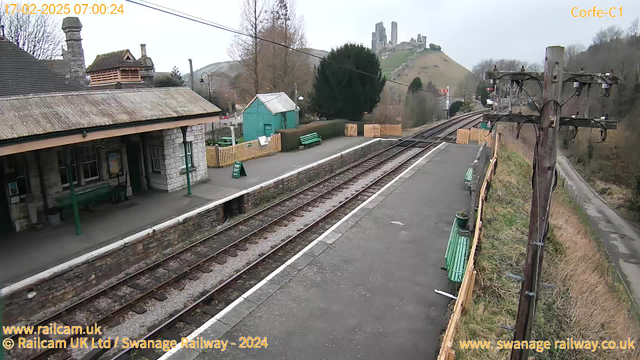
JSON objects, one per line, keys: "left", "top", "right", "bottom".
{"left": 300, "top": 132, "right": 322, "bottom": 148}
{"left": 56, "top": 183, "right": 117, "bottom": 215}
{"left": 217, "top": 137, "right": 233, "bottom": 147}
{"left": 464, "top": 167, "right": 473, "bottom": 188}
{"left": 444, "top": 218, "right": 471, "bottom": 285}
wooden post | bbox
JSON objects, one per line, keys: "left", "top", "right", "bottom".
{"left": 510, "top": 46, "right": 564, "bottom": 360}
{"left": 464, "top": 270, "right": 477, "bottom": 310}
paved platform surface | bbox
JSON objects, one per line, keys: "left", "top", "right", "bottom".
{"left": 171, "top": 143, "right": 479, "bottom": 360}
{"left": 557, "top": 155, "right": 640, "bottom": 307}
{"left": 0, "top": 137, "right": 372, "bottom": 287}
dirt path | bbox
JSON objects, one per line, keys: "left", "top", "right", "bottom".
{"left": 557, "top": 154, "right": 640, "bottom": 308}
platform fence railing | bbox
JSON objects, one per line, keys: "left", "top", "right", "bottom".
{"left": 437, "top": 131, "right": 500, "bottom": 360}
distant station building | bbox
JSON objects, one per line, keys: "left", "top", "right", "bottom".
{"left": 242, "top": 92, "right": 298, "bottom": 141}
{"left": 86, "top": 47, "right": 155, "bottom": 88}
{"left": 0, "top": 30, "right": 220, "bottom": 234}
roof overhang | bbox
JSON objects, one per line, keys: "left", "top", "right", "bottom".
{"left": 0, "top": 115, "right": 219, "bottom": 156}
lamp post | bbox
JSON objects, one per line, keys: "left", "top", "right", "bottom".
{"left": 200, "top": 72, "right": 212, "bottom": 103}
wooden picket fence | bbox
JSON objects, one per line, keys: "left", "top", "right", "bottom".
{"left": 345, "top": 123, "right": 358, "bottom": 137}
{"left": 456, "top": 129, "right": 470, "bottom": 144}
{"left": 469, "top": 128, "right": 491, "bottom": 143}
{"left": 456, "top": 128, "right": 491, "bottom": 145}
{"left": 206, "top": 133, "right": 281, "bottom": 167}
{"left": 364, "top": 124, "right": 381, "bottom": 138}
{"left": 437, "top": 133, "right": 500, "bottom": 360}
{"left": 364, "top": 124, "right": 402, "bottom": 138}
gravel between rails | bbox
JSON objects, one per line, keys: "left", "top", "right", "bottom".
{"left": 69, "top": 147, "right": 421, "bottom": 360}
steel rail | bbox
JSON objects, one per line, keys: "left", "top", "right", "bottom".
{"left": 9, "top": 111, "right": 483, "bottom": 360}
{"left": 108, "top": 113, "right": 484, "bottom": 360}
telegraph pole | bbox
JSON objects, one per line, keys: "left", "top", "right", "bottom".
{"left": 509, "top": 46, "right": 564, "bottom": 360}
{"left": 483, "top": 47, "right": 618, "bottom": 360}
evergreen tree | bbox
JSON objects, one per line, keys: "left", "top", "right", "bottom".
{"left": 154, "top": 66, "right": 184, "bottom": 87}
{"left": 408, "top": 77, "right": 423, "bottom": 93}
{"left": 170, "top": 66, "right": 183, "bottom": 82}
{"left": 311, "top": 43, "right": 386, "bottom": 121}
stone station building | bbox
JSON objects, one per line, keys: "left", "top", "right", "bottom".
{"left": 0, "top": 88, "right": 220, "bottom": 233}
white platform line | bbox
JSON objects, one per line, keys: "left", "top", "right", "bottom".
{"left": 1, "top": 139, "right": 385, "bottom": 297}
{"left": 157, "top": 142, "right": 447, "bottom": 360}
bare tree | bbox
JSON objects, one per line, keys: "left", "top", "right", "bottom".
{"left": 526, "top": 62, "right": 543, "bottom": 72}
{"left": 0, "top": 1, "right": 63, "bottom": 59}
{"left": 592, "top": 25, "right": 624, "bottom": 45}
{"left": 627, "top": 18, "right": 639, "bottom": 37}
{"left": 228, "top": 0, "right": 268, "bottom": 99}
{"left": 472, "top": 58, "right": 538, "bottom": 77}
{"left": 472, "top": 59, "right": 495, "bottom": 79}
{"left": 564, "top": 43, "right": 585, "bottom": 69}
{"left": 261, "top": 0, "right": 308, "bottom": 97}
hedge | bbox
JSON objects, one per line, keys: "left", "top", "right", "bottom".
{"left": 277, "top": 120, "right": 346, "bottom": 151}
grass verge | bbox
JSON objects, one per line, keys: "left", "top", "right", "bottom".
{"left": 453, "top": 140, "right": 640, "bottom": 360}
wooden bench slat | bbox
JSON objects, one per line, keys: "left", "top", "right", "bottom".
{"left": 300, "top": 132, "right": 322, "bottom": 146}
{"left": 55, "top": 183, "right": 116, "bottom": 209}
{"left": 445, "top": 219, "right": 471, "bottom": 284}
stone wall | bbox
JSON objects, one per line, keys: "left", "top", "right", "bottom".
{"left": 244, "top": 140, "right": 392, "bottom": 211}
{"left": 163, "top": 125, "right": 208, "bottom": 192}
{"left": 145, "top": 131, "right": 168, "bottom": 190}
{"left": 6, "top": 139, "right": 132, "bottom": 231}
{"left": 2, "top": 203, "right": 224, "bottom": 325}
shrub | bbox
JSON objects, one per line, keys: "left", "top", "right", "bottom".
{"left": 277, "top": 120, "right": 346, "bottom": 151}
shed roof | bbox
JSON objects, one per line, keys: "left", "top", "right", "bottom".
{"left": 0, "top": 38, "right": 84, "bottom": 97}
{"left": 0, "top": 87, "right": 220, "bottom": 142}
{"left": 245, "top": 92, "right": 297, "bottom": 115}
{"left": 86, "top": 50, "right": 144, "bottom": 72}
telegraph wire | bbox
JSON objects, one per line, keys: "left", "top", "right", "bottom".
{"left": 125, "top": 0, "right": 446, "bottom": 97}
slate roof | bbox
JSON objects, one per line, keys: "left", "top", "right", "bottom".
{"left": 244, "top": 92, "right": 297, "bottom": 115}
{"left": 42, "top": 59, "right": 71, "bottom": 77}
{"left": 0, "top": 37, "right": 84, "bottom": 97}
{"left": 0, "top": 87, "right": 221, "bottom": 142}
{"left": 86, "top": 50, "right": 144, "bottom": 72}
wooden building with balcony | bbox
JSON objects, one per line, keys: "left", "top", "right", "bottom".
{"left": 86, "top": 49, "right": 153, "bottom": 89}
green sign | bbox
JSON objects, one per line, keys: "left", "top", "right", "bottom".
{"left": 232, "top": 161, "right": 247, "bottom": 178}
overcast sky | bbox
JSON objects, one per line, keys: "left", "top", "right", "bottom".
{"left": 34, "top": 0, "right": 640, "bottom": 72}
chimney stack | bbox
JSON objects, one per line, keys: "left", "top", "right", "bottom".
{"left": 138, "top": 44, "right": 155, "bottom": 86}
{"left": 61, "top": 17, "right": 87, "bottom": 86}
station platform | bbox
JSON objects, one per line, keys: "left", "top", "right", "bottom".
{"left": 0, "top": 137, "right": 372, "bottom": 287}
{"left": 166, "top": 142, "right": 480, "bottom": 360}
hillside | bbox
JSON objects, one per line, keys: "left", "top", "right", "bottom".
{"left": 184, "top": 48, "right": 329, "bottom": 88}
{"left": 386, "top": 49, "right": 472, "bottom": 93}
{"left": 183, "top": 60, "right": 243, "bottom": 88}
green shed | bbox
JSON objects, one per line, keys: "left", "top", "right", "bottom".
{"left": 242, "top": 92, "right": 299, "bottom": 141}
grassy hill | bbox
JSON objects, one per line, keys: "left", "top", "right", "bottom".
{"left": 388, "top": 50, "right": 472, "bottom": 92}
{"left": 380, "top": 49, "right": 415, "bottom": 77}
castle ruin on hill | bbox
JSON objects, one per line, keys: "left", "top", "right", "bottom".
{"left": 371, "top": 21, "right": 426, "bottom": 55}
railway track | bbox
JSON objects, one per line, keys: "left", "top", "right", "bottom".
{"left": 4, "top": 111, "right": 484, "bottom": 360}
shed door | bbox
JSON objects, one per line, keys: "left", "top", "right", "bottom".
{"left": 264, "top": 124, "right": 273, "bottom": 137}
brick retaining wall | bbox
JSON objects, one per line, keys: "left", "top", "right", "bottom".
{"left": 243, "top": 140, "right": 392, "bottom": 210}
{"left": 3, "top": 205, "right": 223, "bottom": 325}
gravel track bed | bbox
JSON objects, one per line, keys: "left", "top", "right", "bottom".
{"left": 69, "top": 147, "right": 421, "bottom": 359}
